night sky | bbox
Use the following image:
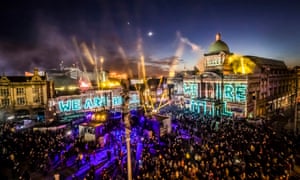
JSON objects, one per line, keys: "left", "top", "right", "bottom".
{"left": 0, "top": 0, "right": 300, "bottom": 76}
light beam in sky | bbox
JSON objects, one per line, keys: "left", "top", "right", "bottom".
{"left": 117, "top": 44, "right": 133, "bottom": 78}
{"left": 72, "top": 36, "right": 91, "bottom": 85}
{"left": 177, "top": 31, "right": 202, "bottom": 53}
{"left": 81, "top": 42, "right": 95, "bottom": 65}
{"left": 168, "top": 32, "right": 204, "bottom": 77}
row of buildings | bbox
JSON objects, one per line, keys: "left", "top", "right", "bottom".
{"left": 0, "top": 69, "right": 52, "bottom": 120}
{"left": 0, "top": 66, "right": 125, "bottom": 121}
{"left": 0, "top": 33, "right": 299, "bottom": 122}
{"left": 169, "top": 33, "right": 299, "bottom": 120}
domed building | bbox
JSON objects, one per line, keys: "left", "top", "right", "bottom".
{"left": 182, "top": 33, "right": 296, "bottom": 119}
{"left": 207, "top": 33, "right": 230, "bottom": 54}
{"left": 202, "top": 33, "right": 234, "bottom": 75}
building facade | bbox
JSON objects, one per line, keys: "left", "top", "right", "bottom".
{"left": 295, "top": 66, "right": 300, "bottom": 104}
{"left": 0, "top": 68, "right": 53, "bottom": 120}
{"left": 182, "top": 33, "right": 297, "bottom": 119}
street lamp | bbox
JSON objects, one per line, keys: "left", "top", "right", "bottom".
{"left": 100, "top": 56, "right": 104, "bottom": 73}
{"left": 122, "top": 90, "right": 132, "bottom": 180}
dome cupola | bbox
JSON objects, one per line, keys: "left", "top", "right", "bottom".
{"left": 208, "top": 33, "right": 230, "bottom": 54}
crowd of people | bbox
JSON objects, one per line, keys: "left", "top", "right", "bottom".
{"left": 0, "top": 105, "right": 300, "bottom": 179}
{"left": 133, "top": 106, "right": 300, "bottom": 179}
{"left": 0, "top": 120, "right": 111, "bottom": 179}
{"left": 0, "top": 115, "right": 134, "bottom": 180}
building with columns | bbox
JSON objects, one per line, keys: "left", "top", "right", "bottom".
{"left": 182, "top": 33, "right": 296, "bottom": 119}
{"left": 0, "top": 68, "right": 54, "bottom": 120}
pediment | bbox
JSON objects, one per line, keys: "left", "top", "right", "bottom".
{"left": 31, "top": 75, "right": 42, "bottom": 81}
{"left": 0, "top": 76, "right": 10, "bottom": 83}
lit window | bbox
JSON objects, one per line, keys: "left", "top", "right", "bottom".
{"left": 17, "top": 97, "right": 26, "bottom": 105}
{"left": 1, "top": 99, "right": 9, "bottom": 106}
{"left": 33, "top": 97, "right": 41, "bottom": 104}
{"left": 32, "top": 87, "right": 42, "bottom": 104}
{"left": 0, "top": 88, "right": 9, "bottom": 96}
{"left": 16, "top": 88, "right": 25, "bottom": 95}
{"left": 32, "top": 87, "right": 40, "bottom": 94}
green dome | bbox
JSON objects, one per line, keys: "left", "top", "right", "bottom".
{"left": 208, "top": 33, "right": 230, "bottom": 54}
{"left": 208, "top": 40, "right": 230, "bottom": 54}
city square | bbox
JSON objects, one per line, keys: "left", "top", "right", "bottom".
{"left": 1, "top": 0, "right": 300, "bottom": 180}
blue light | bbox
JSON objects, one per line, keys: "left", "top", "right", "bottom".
{"left": 93, "top": 96, "right": 105, "bottom": 107}
{"left": 58, "top": 100, "right": 72, "bottom": 112}
{"left": 236, "top": 85, "right": 247, "bottom": 102}
{"left": 130, "top": 94, "right": 140, "bottom": 104}
{"left": 58, "top": 95, "right": 123, "bottom": 112}
{"left": 190, "top": 100, "right": 206, "bottom": 114}
{"left": 216, "top": 83, "right": 219, "bottom": 99}
{"left": 224, "top": 84, "right": 234, "bottom": 101}
{"left": 223, "top": 84, "right": 247, "bottom": 103}
{"left": 223, "top": 101, "right": 233, "bottom": 116}
{"left": 72, "top": 99, "right": 81, "bottom": 111}
{"left": 183, "top": 83, "right": 198, "bottom": 98}
{"left": 112, "top": 96, "right": 122, "bottom": 106}
{"left": 84, "top": 98, "right": 94, "bottom": 109}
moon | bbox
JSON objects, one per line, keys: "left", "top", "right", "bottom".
{"left": 147, "top": 31, "right": 153, "bottom": 37}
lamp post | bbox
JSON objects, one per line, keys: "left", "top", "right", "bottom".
{"left": 122, "top": 90, "right": 132, "bottom": 180}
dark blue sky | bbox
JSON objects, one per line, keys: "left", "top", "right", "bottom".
{"left": 0, "top": 0, "right": 299, "bottom": 75}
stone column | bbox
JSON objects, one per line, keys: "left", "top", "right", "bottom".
{"left": 205, "top": 82, "right": 208, "bottom": 98}
{"left": 199, "top": 82, "right": 202, "bottom": 98}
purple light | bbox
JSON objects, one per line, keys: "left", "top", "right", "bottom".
{"left": 86, "top": 112, "right": 93, "bottom": 120}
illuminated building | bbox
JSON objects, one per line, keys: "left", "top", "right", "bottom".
{"left": 50, "top": 75, "right": 81, "bottom": 96}
{"left": 183, "top": 33, "right": 296, "bottom": 119}
{"left": 45, "top": 63, "right": 136, "bottom": 122}
{"left": 127, "top": 77, "right": 169, "bottom": 111}
{"left": 46, "top": 67, "right": 82, "bottom": 96}
{"left": 295, "top": 66, "right": 300, "bottom": 104}
{"left": 146, "top": 77, "right": 169, "bottom": 108}
{"left": 0, "top": 68, "right": 53, "bottom": 120}
{"left": 167, "top": 74, "right": 184, "bottom": 106}
{"left": 47, "top": 88, "right": 124, "bottom": 122}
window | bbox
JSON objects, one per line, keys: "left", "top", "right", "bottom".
{"left": 16, "top": 88, "right": 25, "bottom": 95}
{"left": 33, "top": 96, "right": 41, "bottom": 104}
{"left": 32, "top": 87, "right": 40, "bottom": 94}
{"left": 1, "top": 99, "right": 9, "bottom": 106}
{"left": 32, "top": 87, "right": 42, "bottom": 104}
{"left": 17, "top": 97, "right": 26, "bottom": 105}
{"left": 0, "top": 88, "right": 9, "bottom": 97}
